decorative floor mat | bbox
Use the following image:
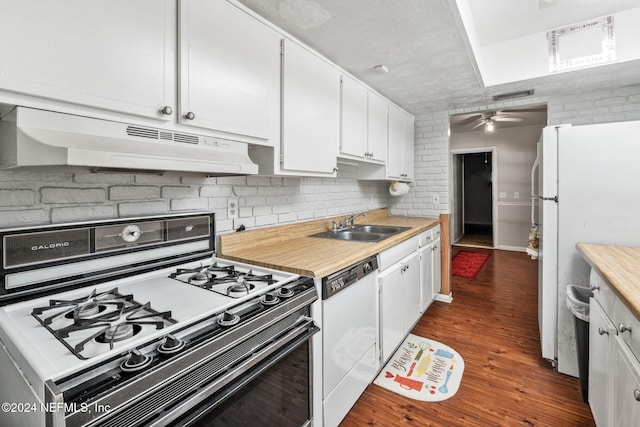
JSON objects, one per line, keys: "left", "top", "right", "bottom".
{"left": 374, "top": 334, "right": 464, "bottom": 402}
{"left": 451, "top": 251, "right": 490, "bottom": 278}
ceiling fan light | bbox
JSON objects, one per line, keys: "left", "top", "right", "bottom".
{"left": 485, "top": 120, "right": 495, "bottom": 132}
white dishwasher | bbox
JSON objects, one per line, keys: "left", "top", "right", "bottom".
{"left": 322, "top": 255, "right": 379, "bottom": 427}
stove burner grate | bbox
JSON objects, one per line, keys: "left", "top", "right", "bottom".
{"left": 31, "top": 288, "right": 176, "bottom": 360}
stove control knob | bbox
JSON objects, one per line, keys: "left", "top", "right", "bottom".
{"left": 121, "top": 350, "right": 152, "bottom": 373}
{"left": 261, "top": 293, "right": 280, "bottom": 306}
{"left": 218, "top": 311, "right": 240, "bottom": 327}
{"left": 158, "top": 334, "right": 186, "bottom": 355}
{"left": 363, "top": 263, "right": 373, "bottom": 273}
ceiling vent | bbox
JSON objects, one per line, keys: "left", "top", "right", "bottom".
{"left": 492, "top": 90, "right": 535, "bottom": 101}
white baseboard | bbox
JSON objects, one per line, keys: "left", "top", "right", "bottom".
{"left": 435, "top": 292, "right": 453, "bottom": 303}
{"left": 496, "top": 245, "right": 526, "bottom": 252}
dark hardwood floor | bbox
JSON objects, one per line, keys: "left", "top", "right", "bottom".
{"left": 341, "top": 248, "right": 595, "bottom": 426}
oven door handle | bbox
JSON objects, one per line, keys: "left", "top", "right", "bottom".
{"left": 149, "top": 318, "right": 319, "bottom": 427}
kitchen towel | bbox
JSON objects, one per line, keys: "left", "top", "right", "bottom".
{"left": 451, "top": 251, "right": 490, "bottom": 278}
{"left": 374, "top": 334, "right": 464, "bottom": 402}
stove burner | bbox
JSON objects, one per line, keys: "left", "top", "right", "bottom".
{"left": 121, "top": 350, "right": 152, "bottom": 373}
{"left": 97, "top": 324, "right": 141, "bottom": 343}
{"left": 31, "top": 288, "right": 176, "bottom": 360}
{"left": 227, "top": 279, "right": 255, "bottom": 297}
{"left": 277, "top": 287, "right": 294, "bottom": 298}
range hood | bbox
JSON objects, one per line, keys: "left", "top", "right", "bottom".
{"left": 0, "top": 107, "right": 259, "bottom": 175}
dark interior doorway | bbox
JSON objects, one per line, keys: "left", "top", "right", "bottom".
{"left": 459, "top": 152, "right": 493, "bottom": 247}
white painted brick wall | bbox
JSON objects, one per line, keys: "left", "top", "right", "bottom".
{"left": 0, "top": 164, "right": 389, "bottom": 232}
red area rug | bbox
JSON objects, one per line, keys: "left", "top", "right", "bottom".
{"left": 451, "top": 251, "right": 490, "bottom": 278}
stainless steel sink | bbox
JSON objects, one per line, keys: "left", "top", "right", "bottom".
{"left": 310, "top": 224, "right": 410, "bottom": 243}
{"left": 353, "top": 225, "right": 409, "bottom": 234}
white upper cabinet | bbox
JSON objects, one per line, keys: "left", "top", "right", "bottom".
{"left": 281, "top": 39, "right": 340, "bottom": 175}
{"left": 340, "top": 75, "right": 368, "bottom": 159}
{"left": 387, "top": 104, "right": 414, "bottom": 181}
{"left": 0, "top": 0, "right": 175, "bottom": 120}
{"left": 178, "top": 0, "right": 279, "bottom": 144}
{"left": 340, "top": 75, "right": 388, "bottom": 163}
{"left": 367, "top": 92, "right": 389, "bottom": 163}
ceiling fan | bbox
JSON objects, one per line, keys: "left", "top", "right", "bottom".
{"left": 455, "top": 110, "right": 526, "bottom": 130}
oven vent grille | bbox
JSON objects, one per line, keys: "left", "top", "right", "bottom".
{"left": 174, "top": 133, "right": 199, "bottom": 145}
{"left": 126, "top": 126, "right": 159, "bottom": 140}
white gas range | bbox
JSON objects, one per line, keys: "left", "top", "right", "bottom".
{"left": 0, "top": 213, "right": 318, "bottom": 427}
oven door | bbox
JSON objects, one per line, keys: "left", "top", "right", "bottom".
{"left": 171, "top": 331, "right": 315, "bottom": 427}
{"left": 142, "top": 316, "right": 318, "bottom": 427}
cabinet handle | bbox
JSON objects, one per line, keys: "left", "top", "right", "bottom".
{"left": 618, "top": 323, "right": 632, "bottom": 334}
{"left": 184, "top": 111, "right": 196, "bottom": 120}
{"left": 634, "top": 389, "right": 640, "bottom": 401}
{"left": 590, "top": 284, "right": 600, "bottom": 291}
{"left": 598, "top": 327, "right": 609, "bottom": 336}
{"left": 160, "top": 106, "right": 173, "bottom": 116}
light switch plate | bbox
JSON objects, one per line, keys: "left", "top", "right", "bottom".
{"left": 227, "top": 198, "right": 239, "bottom": 219}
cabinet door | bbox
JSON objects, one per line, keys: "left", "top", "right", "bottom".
{"left": 367, "top": 92, "right": 388, "bottom": 163}
{"left": 179, "top": 0, "right": 279, "bottom": 142}
{"left": 401, "top": 252, "right": 421, "bottom": 330}
{"left": 379, "top": 265, "right": 404, "bottom": 362}
{"left": 281, "top": 39, "right": 340, "bottom": 175}
{"left": 589, "top": 301, "right": 615, "bottom": 427}
{"left": 419, "top": 246, "right": 434, "bottom": 312}
{"left": 612, "top": 337, "right": 640, "bottom": 427}
{"left": 432, "top": 239, "right": 442, "bottom": 296}
{"left": 0, "top": 0, "right": 175, "bottom": 120}
{"left": 387, "top": 104, "right": 405, "bottom": 179}
{"left": 403, "top": 112, "right": 415, "bottom": 180}
{"left": 340, "top": 75, "right": 368, "bottom": 158}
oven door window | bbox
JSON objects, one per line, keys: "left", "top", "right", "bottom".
{"left": 176, "top": 339, "right": 312, "bottom": 427}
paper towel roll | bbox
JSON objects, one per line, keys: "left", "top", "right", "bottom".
{"left": 389, "top": 181, "right": 410, "bottom": 197}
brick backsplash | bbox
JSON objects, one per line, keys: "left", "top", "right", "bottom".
{"left": 0, "top": 164, "right": 389, "bottom": 232}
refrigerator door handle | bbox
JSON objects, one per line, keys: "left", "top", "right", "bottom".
{"left": 532, "top": 195, "right": 558, "bottom": 202}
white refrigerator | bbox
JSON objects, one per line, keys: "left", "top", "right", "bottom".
{"left": 536, "top": 120, "right": 640, "bottom": 377}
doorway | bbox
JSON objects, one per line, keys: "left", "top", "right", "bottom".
{"left": 451, "top": 148, "right": 496, "bottom": 248}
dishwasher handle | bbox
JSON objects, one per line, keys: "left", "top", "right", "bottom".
{"left": 322, "top": 255, "right": 378, "bottom": 300}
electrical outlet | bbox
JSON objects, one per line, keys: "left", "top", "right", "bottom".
{"left": 499, "top": 192, "right": 507, "bottom": 199}
{"left": 433, "top": 194, "right": 440, "bottom": 205}
{"left": 514, "top": 192, "right": 520, "bottom": 199}
{"left": 227, "top": 198, "right": 239, "bottom": 219}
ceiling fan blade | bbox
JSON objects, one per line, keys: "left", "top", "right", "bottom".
{"left": 471, "top": 121, "right": 486, "bottom": 129}
{"left": 500, "top": 108, "right": 546, "bottom": 113}
{"left": 454, "top": 114, "right": 482, "bottom": 126}
{"left": 494, "top": 117, "right": 524, "bottom": 122}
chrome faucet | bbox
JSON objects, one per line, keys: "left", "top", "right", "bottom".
{"left": 344, "top": 212, "right": 365, "bottom": 228}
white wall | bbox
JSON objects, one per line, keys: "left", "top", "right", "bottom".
{"left": 450, "top": 125, "right": 542, "bottom": 249}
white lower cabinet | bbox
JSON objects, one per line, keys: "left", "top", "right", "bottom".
{"left": 379, "top": 248, "right": 420, "bottom": 362}
{"left": 612, "top": 336, "right": 640, "bottom": 427}
{"left": 589, "top": 268, "right": 640, "bottom": 426}
{"left": 589, "top": 300, "right": 615, "bottom": 427}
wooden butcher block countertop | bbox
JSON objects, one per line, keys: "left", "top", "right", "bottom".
{"left": 577, "top": 243, "right": 640, "bottom": 319}
{"left": 218, "top": 208, "right": 440, "bottom": 278}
